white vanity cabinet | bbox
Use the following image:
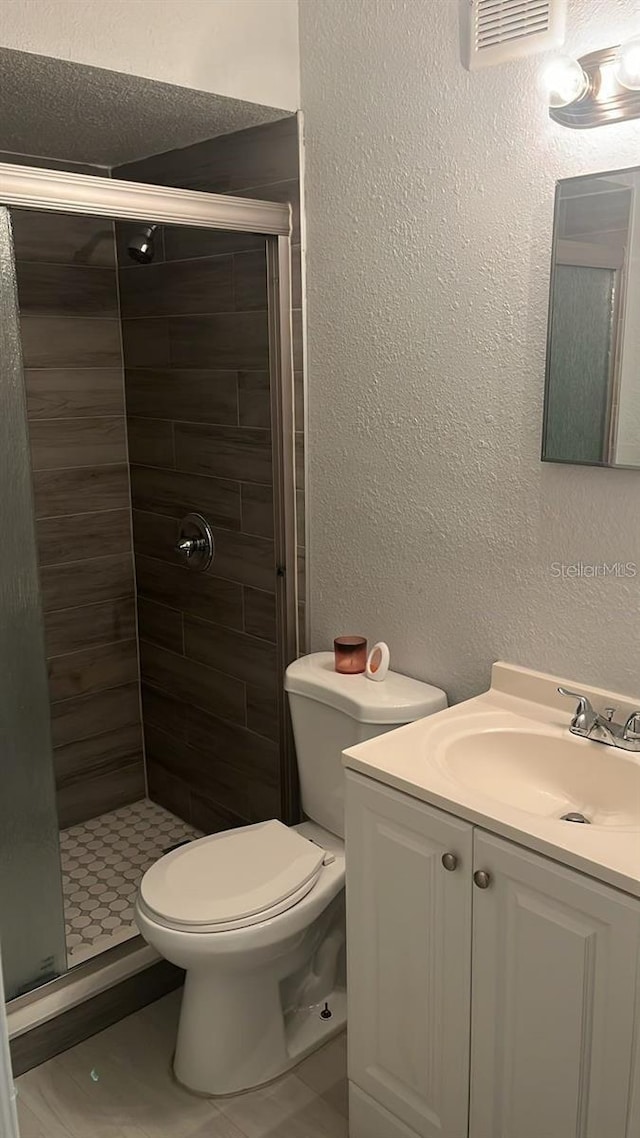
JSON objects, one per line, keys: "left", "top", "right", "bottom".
{"left": 346, "top": 771, "right": 473, "bottom": 1138}
{"left": 469, "top": 830, "right": 640, "bottom": 1138}
{"left": 346, "top": 771, "right": 640, "bottom": 1138}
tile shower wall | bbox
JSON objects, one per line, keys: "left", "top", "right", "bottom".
{"left": 115, "top": 115, "right": 303, "bottom": 833}
{"left": 11, "top": 207, "right": 144, "bottom": 828}
{"left": 117, "top": 226, "right": 279, "bottom": 832}
{"left": 116, "top": 114, "right": 306, "bottom": 648}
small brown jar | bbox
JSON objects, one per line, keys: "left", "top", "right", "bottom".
{"left": 334, "top": 635, "right": 368, "bottom": 674}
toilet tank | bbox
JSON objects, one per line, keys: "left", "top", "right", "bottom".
{"left": 285, "top": 652, "right": 447, "bottom": 839}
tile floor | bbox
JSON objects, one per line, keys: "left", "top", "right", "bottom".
{"left": 60, "top": 799, "right": 202, "bottom": 965}
{"left": 15, "top": 990, "right": 348, "bottom": 1138}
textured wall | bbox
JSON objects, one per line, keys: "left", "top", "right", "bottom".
{"left": 299, "top": 0, "right": 640, "bottom": 703}
{"left": 0, "top": 0, "right": 299, "bottom": 110}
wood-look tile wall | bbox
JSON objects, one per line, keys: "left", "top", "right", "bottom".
{"left": 11, "top": 208, "right": 144, "bottom": 828}
{"left": 115, "top": 115, "right": 303, "bottom": 832}
{"left": 116, "top": 232, "right": 277, "bottom": 831}
{"left": 116, "top": 114, "right": 306, "bottom": 648}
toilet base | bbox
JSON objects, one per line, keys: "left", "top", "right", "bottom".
{"left": 284, "top": 986, "right": 347, "bottom": 1075}
{"left": 173, "top": 974, "right": 347, "bottom": 1097}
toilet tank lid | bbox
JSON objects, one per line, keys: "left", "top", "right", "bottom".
{"left": 285, "top": 652, "right": 447, "bottom": 724}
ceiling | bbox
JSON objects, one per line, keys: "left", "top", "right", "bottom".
{"left": 0, "top": 48, "right": 289, "bottom": 168}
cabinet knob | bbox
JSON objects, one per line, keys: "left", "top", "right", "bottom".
{"left": 441, "top": 852, "right": 458, "bottom": 871}
{"left": 473, "top": 870, "right": 492, "bottom": 889}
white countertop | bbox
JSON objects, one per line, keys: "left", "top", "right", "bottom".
{"left": 343, "top": 662, "right": 640, "bottom": 898}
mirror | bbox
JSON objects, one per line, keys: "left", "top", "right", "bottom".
{"left": 542, "top": 165, "right": 640, "bottom": 469}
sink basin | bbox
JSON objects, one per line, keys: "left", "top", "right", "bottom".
{"left": 343, "top": 663, "right": 640, "bottom": 895}
{"left": 437, "top": 727, "right": 640, "bottom": 829}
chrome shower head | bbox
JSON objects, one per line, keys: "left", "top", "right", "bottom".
{"left": 127, "top": 224, "right": 157, "bottom": 264}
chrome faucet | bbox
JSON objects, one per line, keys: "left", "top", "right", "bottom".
{"left": 558, "top": 688, "right": 640, "bottom": 753}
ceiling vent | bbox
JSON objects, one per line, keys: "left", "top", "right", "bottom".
{"left": 461, "top": 0, "right": 567, "bottom": 70}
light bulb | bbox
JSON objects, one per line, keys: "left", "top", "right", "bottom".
{"left": 614, "top": 36, "right": 640, "bottom": 91}
{"left": 542, "top": 56, "right": 590, "bottom": 109}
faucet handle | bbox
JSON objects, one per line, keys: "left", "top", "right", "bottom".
{"left": 623, "top": 711, "right": 640, "bottom": 741}
{"left": 557, "top": 687, "right": 598, "bottom": 735}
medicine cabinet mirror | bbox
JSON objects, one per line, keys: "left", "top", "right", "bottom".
{"left": 542, "top": 164, "right": 640, "bottom": 469}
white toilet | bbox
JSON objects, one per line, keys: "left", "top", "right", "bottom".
{"left": 135, "top": 651, "right": 446, "bottom": 1096}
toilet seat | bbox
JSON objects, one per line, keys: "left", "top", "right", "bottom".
{"left": 139, "top": 819, "right": 327, "bottom": 933}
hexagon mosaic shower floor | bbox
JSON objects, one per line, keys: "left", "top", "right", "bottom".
{"left": 60, "top": 798, "right": 202, "bottom": 965}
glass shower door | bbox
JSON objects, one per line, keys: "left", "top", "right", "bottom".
{"left": 0, "top": 206, "right": 67, "bottom": 999}
{"left": 0, "top": 156, "right": 295, "bottom": 1014}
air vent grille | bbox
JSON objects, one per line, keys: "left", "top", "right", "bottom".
{"left": 476, "top": 1, "right": 551, "bottom": 50}
{"left": 462, "top": 0, "right": 566, "bottom": 69}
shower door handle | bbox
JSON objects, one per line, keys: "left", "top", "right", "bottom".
{"left": 175, "top": 514, "right": 214, "bottom": 572}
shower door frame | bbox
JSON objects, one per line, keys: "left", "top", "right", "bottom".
{"left": 0, "top": 162, "right": 290, "bottom": 234}
{"left": 0, "top": 162, "right": 301, "bottom": 1006}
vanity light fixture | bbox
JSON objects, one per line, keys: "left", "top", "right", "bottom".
{"left": 614, "top": 35, "right": 640, "bottom": 90}
{"left": 543, "top": 56, "right": 589, "bottom": 108}
{"left": 546, "top": 38, "right": 640, "bottom": 127}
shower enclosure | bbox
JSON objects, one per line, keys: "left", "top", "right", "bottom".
{"left": 0, "top": 161, "right": 298, "bottom": 1006}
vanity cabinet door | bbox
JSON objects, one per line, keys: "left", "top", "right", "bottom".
{"left": 627, "top": 952, "right": 640, "bottom": 1138}
{"left": 346, "top": 772, "right": 473, "bottom": 1138}
{"left": 469, "top": 831, "right": 640, "bottom": 1138}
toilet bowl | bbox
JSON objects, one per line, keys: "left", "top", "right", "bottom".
{"left": 136, "top": 819, "right": 345, "bottom": 1096}
{"left": 136, "top": 651, "right": 446, "bottom": 1096}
